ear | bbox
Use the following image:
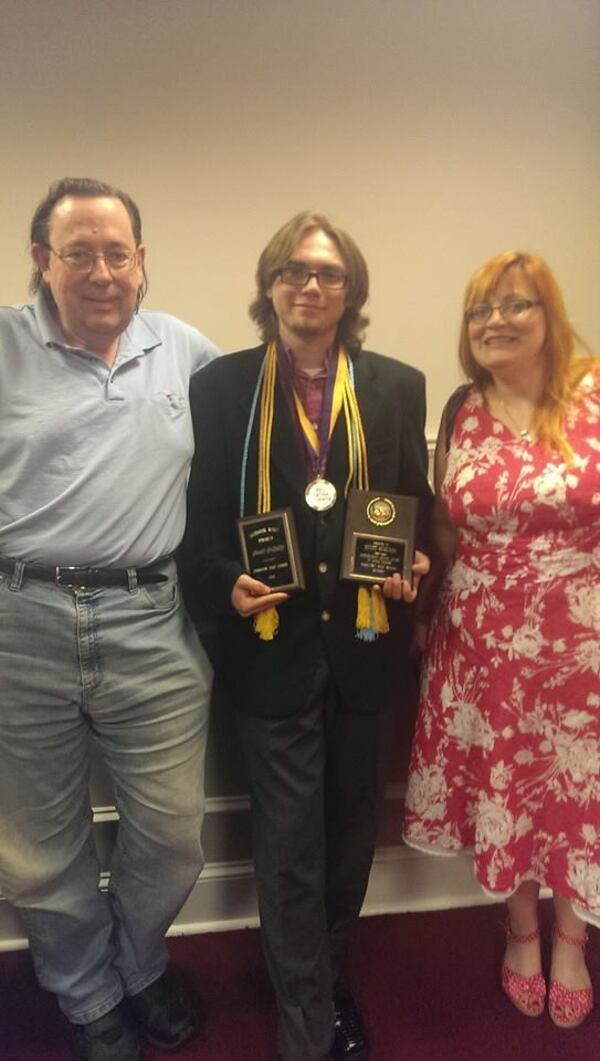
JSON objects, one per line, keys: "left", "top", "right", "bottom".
{"left": 31, "top": 243, "right": 51, "bottom": 281}
{"left": 134, "top": 244, "right": 146, "bottom": 291}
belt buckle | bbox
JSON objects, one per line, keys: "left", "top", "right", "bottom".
{"left": 55, "top": 565, "right": 87, "bottom": 589}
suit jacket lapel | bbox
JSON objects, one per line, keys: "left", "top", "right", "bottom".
{"left": 270, "top": 378, "right": 307, "bottom": 498}
{"left": 353, "top": 350, "right": 384, "bottom": 459}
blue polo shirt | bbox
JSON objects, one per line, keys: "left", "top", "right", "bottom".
{"left": 0, "top": 294, "right": 219, "bottom": 566}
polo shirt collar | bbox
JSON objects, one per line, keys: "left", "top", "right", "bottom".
{"left": 33, "top": 291, "right": 163, "bottom": 362}
{"left": 115, "top": 312, "right": 163, "bottom": 363}
{"left": 34, "top": 290, "right": 70, "bottom": 349}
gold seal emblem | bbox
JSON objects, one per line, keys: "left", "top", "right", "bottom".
{"left": 366, "top": 496, "right": 395, "bottom": 527}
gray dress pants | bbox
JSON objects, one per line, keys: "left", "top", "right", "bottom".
{"left": 236, "top": 654, "right": 379, "bottom": 1061}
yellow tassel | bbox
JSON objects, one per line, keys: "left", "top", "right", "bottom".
{"left": 356, "top": 585, "right": 372, "bottom": 631}
{"left": 371, "top": 588, "right": 390, "bottom": 633}
{"left": 355, "top": 585, "right": 389, "bottom": 640}
{"left": 254, "top": 606, "right": 279, "bottom": 641}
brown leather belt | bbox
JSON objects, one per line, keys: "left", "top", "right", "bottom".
{"left": 0, "top": 555, "right": 171, "bottom": 588}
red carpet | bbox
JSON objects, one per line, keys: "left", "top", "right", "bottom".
{"left": 0, "top": 902, "right": 597, "bottom": 1060}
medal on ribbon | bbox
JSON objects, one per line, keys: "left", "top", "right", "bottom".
{"left": 241, "top": 342, "right": 390, "bottom": 641}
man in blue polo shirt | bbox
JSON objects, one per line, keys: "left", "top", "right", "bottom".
{"left": 0, "top": 177, "right": 218, "bottom": 1060}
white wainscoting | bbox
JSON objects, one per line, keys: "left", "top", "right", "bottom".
{"left": 3, "top": 437, "right": 475, "bottom": 952}
{"left": 0, "top": 787, "right": 499, "bottom": 952}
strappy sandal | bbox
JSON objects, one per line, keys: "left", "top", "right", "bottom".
{"left": 501, "top": 921, "right": 546, "bottom": 1017}
{"left": 549, "top": 926, "right": 593, "bottom": 1028}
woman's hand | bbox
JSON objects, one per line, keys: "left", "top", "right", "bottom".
{"left": 379, "top": 549, "right": 431, "bottom": 603}
{"left": 230, "top": 573, "right": 290, "bottom": 617}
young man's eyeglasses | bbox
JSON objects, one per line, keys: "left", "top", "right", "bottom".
{"left": 278, "top": 263, "right": 347, "bottom": 290}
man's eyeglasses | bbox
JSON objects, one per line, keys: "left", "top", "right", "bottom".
{"left": 46, "top": 246, "right": 139, "bottom": 274}
{"left": 465, "top": 297, "right": 542, "bottom": 325}
{"left": 278, "top": 263, "right": 347, "bottom": 290}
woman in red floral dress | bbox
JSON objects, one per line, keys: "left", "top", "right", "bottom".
{"left": 404, "top": 251, "right": 599, "bottom": 1027}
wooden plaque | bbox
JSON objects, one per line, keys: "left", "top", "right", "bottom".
{"left": 237, "top": 508, "right": 305, "bottom": 592}
{"left": 340, "top": 489, "right": 417, "bottom": 584}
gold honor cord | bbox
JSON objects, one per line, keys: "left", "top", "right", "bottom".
{"left": 257, "top": 343, "right": 276, "bottom": 514}
{"left": 253, "top": 343, "right": 388, "bottom": 641}
{"left": 292, "top": 347, "right": 346, "bottom": 459}
{"left": 342, "top": 370, "right": 389, "bottom": 639}
{"left": 253, "top": 344, "right": 278, "bottom": 640}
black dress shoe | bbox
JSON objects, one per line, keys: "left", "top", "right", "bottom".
{"left": 74, "top": 1003, "right": 141, "bottom": 1061}
{"left": 128, "top": 970, "right": 197, "bottom": 1050}
{"left": 331, "top": 986, "right": 369, "bottom": 1061}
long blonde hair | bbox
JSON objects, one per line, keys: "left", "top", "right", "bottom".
{"left": 459, "top": 251, "right": 595, "bottom": 461}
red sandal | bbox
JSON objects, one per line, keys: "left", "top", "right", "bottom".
{"left": 501, "top": 921, "right": 546, "bottom": 1017}
{"left": 549, "top": 926, "right": 593, "bottom": 1028}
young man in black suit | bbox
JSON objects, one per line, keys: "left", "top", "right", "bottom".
{"left": 180, "top": 213, "right": 431, "bottom": 1061}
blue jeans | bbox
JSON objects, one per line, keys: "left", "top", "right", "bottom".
{"left": 0, "top": 559, "right": 211, "bottom": 1024}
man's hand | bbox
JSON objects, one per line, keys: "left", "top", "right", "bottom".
{"left": 379, "top": 549, "right": 431, "bottom": 603}
{"left": 231, "top": 573, "right": 290, "bottom": 617}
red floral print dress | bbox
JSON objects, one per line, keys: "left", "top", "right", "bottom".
{"left": 404, "top": 370, "right": 600, "bottom": 923}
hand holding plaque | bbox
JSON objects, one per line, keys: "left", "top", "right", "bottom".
{"left": 237, "top": 508, "right": 305, "bottom": 592}
{"left": 340, "top": 489, "right": 417, "bottom": 585}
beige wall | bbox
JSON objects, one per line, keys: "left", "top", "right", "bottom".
{"left": 1, "top": 0, "right": 598, "bottom": 435}
{"left": 0, "top": 0, "right": 598, "bottom": 945}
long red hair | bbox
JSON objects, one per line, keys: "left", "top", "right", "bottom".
{"left": 459, "top": 251, "right": 596, "bottom": 460}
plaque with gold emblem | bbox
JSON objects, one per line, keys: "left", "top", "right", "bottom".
{"left": 237, "top": 507, "right": 305, "bottom": 592}
{"left": 340, "top": 489, "right": 417, "bottom": 584}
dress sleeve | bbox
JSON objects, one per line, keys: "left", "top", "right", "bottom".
{"left": 397, "top": 368, "right": 434, "bottom": 554}
{"left": 414, "top": 392, "right": 462, "bottom": 622}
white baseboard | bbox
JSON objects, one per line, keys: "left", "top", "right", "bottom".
{"left": 0, "top": 844, "right": 504, "bottom": 952}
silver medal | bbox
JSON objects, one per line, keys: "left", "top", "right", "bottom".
{"left": 305, "top": 477, "right": 337, "bottom": 512}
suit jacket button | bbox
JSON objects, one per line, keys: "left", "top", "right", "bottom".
{"left": 321, "top": 610, "right": 331, "bottom": 622}
{"left": 318, "top": 562, "right": 328, "bottom": 574}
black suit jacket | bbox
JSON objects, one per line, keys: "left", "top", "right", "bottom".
{"left": 180, "top": 344, "right": 432, "bottom": 718}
